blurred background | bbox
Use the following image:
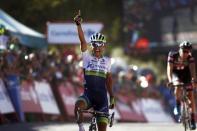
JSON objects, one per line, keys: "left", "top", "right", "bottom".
{"left": 0, "top": 0, "right": 197, "bottom": 127}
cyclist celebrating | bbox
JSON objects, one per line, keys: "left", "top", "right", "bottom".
{"left": 74, "top": 10, "right": 115, "bottom": 131}
{"left": 167, "top": 41, "right": 197, "bottom": 130}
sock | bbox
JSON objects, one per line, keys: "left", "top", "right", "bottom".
{"left": 176, "top": 100, "right": 181, "bottom": 114}
{"left": 78, "top": 123, "right": 85, "bottom": 131}
{"left": 191, "top": 113, "right": 195, "bottom": 121}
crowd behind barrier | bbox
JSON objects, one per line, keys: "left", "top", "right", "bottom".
{"left": 123, "top": 0, "right": 197, "bottom": 54}
{"left": 0, "top": 31, "right": 193, "bottom": 124}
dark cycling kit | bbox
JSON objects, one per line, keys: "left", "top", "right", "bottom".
{"left": 168, "top": 51, "right": 195, "bottom": 86}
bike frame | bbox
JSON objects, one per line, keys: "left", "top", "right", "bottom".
{"left": 173, "top": 83, "right": 192, "bottom": 131}
{"left": 77, "top": 109, "right": 115, "bottom": 131}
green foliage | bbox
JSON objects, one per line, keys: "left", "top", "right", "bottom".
{"left": 107, "top": 17, "right": 121, "bottom": 44}
{"left": 0, "top": 0, "right": 122, "bottom": 41}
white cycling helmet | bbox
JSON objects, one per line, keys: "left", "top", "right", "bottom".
{"left": 179, "top": 41, "right": 192, "bottom": 50}
{"left": 90, "top": 33, "right": 106, "bottom": 45}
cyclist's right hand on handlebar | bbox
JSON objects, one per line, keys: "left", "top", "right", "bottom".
{"left": 109, "top": 96, "right": 115, "bottom": 109}
{"left": 167, "top": 82, "right": 173, "bottom": 88}
{"left": 74, "top": 10, "right": 82, "bottom": 26}
{"left": 191, "top": 80, "right": 197, "bottom": 88}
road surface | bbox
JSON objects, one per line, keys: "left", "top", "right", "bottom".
{"left": 0, "top": 122, "right": 188, "bottom": 131}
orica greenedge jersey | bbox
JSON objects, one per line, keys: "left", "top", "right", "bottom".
{"left": 82, "top": 50, "right": 111, "bottom": 93}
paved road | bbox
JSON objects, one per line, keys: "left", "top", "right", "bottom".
{"left": 0, "top": 122, "right": 189, "bottom": 131}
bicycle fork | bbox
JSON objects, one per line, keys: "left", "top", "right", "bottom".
{"left": 182, "top": 100, "right": 191, "bottom": 130}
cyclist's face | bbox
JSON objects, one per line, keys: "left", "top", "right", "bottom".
{"left": 179, "top": 49, "right": 191, "bottom": 59}
{"left": 92, "top": 42, "right": 105, "bottom": 57}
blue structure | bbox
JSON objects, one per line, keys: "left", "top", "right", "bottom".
{"left": 0, "top": 9, "right": 47, "bottom": 48}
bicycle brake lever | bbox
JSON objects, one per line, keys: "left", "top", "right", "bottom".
{"left": 109, "top": 112, "right": 115, "bottom": 127}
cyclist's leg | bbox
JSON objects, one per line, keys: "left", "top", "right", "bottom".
{"left": 75, "top": 99, "right": 86, "bottom": 123}
{"left": 172, "top": 76, "right": 182, "bottom": 116}
{"left": 174, "top": 87, "right": 182, "bottom": 112}
{"left": 75, "top": 94, "right": 91, "bottom": 123}
{"left": 188, "top": 90, "right": 196, "bottom": 130}
{"left": 75, "top": 94, "right": 91, "bottom": 131}
{"left": 188, "top": 90, "right": 196, "bottom": 115}
{"left": 188, "top": 90, "right": 196, "bottom": 114}
{"left": 97, "top": 122, "right": 107, "bottom": 131}
{"left": 174, "top": 86, "right": 182, "bottom": 122}
{"left": 75, "top": 99, "right": 86, "bottom": 131}
{"left": 94, "top": 93, "right": 109, "bottom": 131}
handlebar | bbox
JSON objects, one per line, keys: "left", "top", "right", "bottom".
{"left": 168, "top": 81, "right": 192, "bottom": 88}
{"left": 79, "top": 109, "right": 110, "bottom": 116}
{"left": 168, "top": 82, "right": 194, "bottom": 95}
{"left": 78, "top": 109, "right": 115, "bottom": 127}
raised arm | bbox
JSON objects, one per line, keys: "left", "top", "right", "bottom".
{"left": 74, "top": 10, "right": 87, "bottom": 52}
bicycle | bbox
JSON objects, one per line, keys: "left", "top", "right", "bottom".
{"left": 77, "top": 109, "right": 115, "bottom": 131}
{"left": 171, "top": 82, "right": 193, "bottom": 131}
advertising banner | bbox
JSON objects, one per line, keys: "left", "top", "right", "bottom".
{"left": 116, "top": 101, "right": 146, "bottom": 122}
{"left": 140, "top": 98, "right": 174, "bottom": 122}
{"left": 6, "top": 74, "right": 24, "bottom": 121}
{"left": 34, "top": 81, "right": 60, "bottom": 115}
{"left": 0, "top": 79, "right": 15, "bottom": 114}
{"left": 47, "top": 22, "right": 103, "bottom": 44}
{"left": 20, "top": 81, "right": 42, "bottom": 113}
{"left": 58, "top": 83, "right": 77, "bottom": 117}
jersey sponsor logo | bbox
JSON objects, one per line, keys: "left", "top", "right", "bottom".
{"left": 91, "top": 58, "right": 106, "bottom": 63}
{"left": 174, "top": 61, "right": 188, "bottom": 70}
{"left": 100, "top": 58, "right": 106, "bottom": 64}
{"left": 87, "top": 62, "right": 107, "bottom": 71}
{"left": 91, "top": 59, "right": 97, "bottom": 62}
{"left": 174, "top": 65, "right": 185, "bottom": 70}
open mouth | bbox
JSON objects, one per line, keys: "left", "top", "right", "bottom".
{"left": 94, "top": 48, "right": 100, "bottom": 52}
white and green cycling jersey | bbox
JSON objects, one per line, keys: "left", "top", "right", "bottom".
{"left": 82, "top": 50, "right": 111, "bottom": 91}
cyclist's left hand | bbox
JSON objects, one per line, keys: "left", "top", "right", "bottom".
{"left": 191, "top": 80, "right": 197, "bottom": 88}
{"left": 74, "top": 10, "right": 82, "bottom": 25}
{"left": 109, "top": 96, "right": 115, "bottom": 109}
{"left": 166, "top": 82, "right": 173, "bottom": 88}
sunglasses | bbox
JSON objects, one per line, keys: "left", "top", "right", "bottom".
{"left": 92, "top": 42, "right": 104, "bottom": 47}
{"left": 183, "top": 50, "right": 190, "bottom": 54}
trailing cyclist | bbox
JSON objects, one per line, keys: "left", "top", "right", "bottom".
{"left": 167, "top": 41, "right": 197, "bottom": 130}
{"left": 73, "top": 10, "right": 115, "bottom": 131}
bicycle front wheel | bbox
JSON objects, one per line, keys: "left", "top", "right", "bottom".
{"left": 182, "top": 102, "right": 189, "bottom": 131}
